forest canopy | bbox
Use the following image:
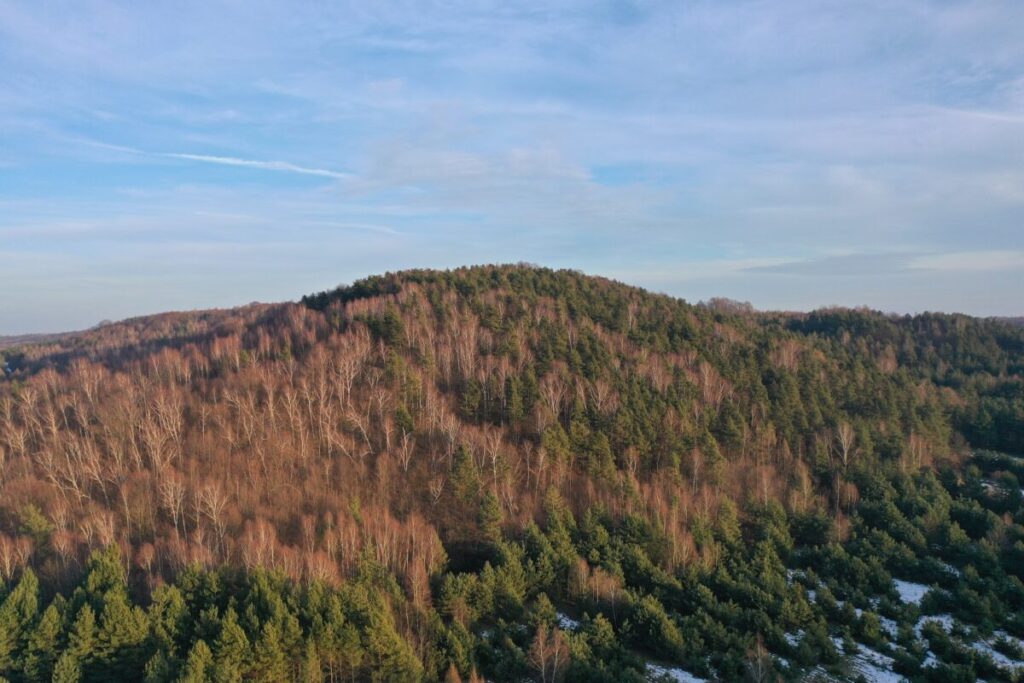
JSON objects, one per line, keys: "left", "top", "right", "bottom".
{"left": 1, "top": 265, "right": 1022, "bottom": 682}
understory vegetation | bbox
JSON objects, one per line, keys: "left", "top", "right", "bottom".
{"left": 1, "top": 265, "right": 1022, "bottom": 681}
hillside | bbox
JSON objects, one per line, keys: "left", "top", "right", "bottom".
{"left": 1, "top": 264, "right": 1022, "bottom": 682}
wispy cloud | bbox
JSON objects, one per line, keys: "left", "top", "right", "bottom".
{"left": 67, "top": 137, "right": 351, "bottom": 180}
{"left": 160, "top": 153, "right": 351, "bottom": 180}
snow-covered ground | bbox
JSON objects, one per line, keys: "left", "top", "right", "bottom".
{"left": 911, "top": 614, "right": 1024, "bottom": 674}
{"left": 993, "top": 630, "right": 1024, "bottom": 653}
{"left": 892, "top": 579, "right": 929, "bottom": 605}
{"left": 775, "top": 568, "right": 1022, "bottom": 681}
{"left": 556, "top": 612, "right": 579, "bottom": 631}
{"left": 914, "top": 613, "right": 955, "bottom": 638}
{"left": 972, "top": 635, "right": 1024, "bottom": 670}
{"left": 645, "top": 662, "right": 706, "bottom": 682}
{"left": 832, "top": 597, "right": 863, "bottom": 618}
{"left": 975, "top": 640, "right": 1019, "bottom": 669}
{"left": 850, "top": 646, "right": 904, "bottom": 683}
{"left": 784, "top": 629, "right": 804, "bottom": 647}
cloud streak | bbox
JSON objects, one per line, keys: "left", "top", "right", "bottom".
{"left": 160, "top": 153, "right": 352, "bottom": 180}
{"left": 67, "top": 137, "right": 353, "bottom": 180}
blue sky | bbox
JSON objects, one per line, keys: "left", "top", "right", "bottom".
{"left": 1, "top": 1, "right": 1022, "bottom": 333}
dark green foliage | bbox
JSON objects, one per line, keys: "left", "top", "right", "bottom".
{"left": 478, "top": 492, "right": 503, "bottom": 543}
{"left": 51, "top": 652, "right": 82, "bottom": 683}
{"left": 22, "top": 601, "right": 63, "bottom": 683}
{"left": 0, "top": 568, "right": 39, "bottom": 674}
{"left": 211, "top": 608, "right": 249, "bottom": 683}
{"left": 177, "top": 640, "right": 213, "bottom": 683}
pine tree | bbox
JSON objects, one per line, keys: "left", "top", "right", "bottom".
{"left": 93, "top": 591, "right": 149, "bottom": 681}
{"left": 364, "top": 608, "right": 423, "bottom": 683}
{"left": 211, "top": 608, "right": 249, "bottom": 683}
{"left": 0, "top": 568, "right": 40, "bottom": 673}
{"left": 142, "top": 649, "right": 176, "bottom": 683}
{"left": 451, "top": 446, "right": 480, "bottom": 501}
{"left": 149, "top": 585, "right": 188, "bottom": 658}
{"left": 52, "top": 652, "right": 83, "bottom": 683}
{"left": 299, "top": 640, "right": 321, "bottom": 683}
{"left": 67, "top": 605, "right": 96, "bottom": 661}
{"left": 505, "top": 375, "right": 524, "bottom": 425}
{"left": 478, "top": 492, "right": 502, "bottom": 543}
{"left": 22, "top": 601, "right": 63, "bottom": 683}
{"left": 177, "top": 640, "right": 213, "bottom": 683}
{"left": 84, "top": 546, "right": 127, "bottom": 607}
{"left": 249, "top": 623, "right": 289, "bottom": 683}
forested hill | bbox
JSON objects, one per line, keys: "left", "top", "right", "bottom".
{"left": 1, "top": 264, "right": 1023, "bottom": 682}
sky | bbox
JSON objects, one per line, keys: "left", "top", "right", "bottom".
{"left": 1, "top": 1, "right": 1023, "bottom": 334}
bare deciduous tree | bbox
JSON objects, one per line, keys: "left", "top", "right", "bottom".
{"left": 528, "top": 624, "right": 569, "bottom": 683}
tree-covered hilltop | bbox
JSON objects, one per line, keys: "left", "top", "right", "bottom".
{"left": 1, "top": 264, "right": 1022, "bottom": 681}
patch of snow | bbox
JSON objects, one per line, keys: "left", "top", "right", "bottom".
{"left": 850, "top": 646, "right": 904, "bottom": 683}
{"left": 994, "top": 631, "right": 1024, "bottom": 655}
{"left": 852, "top": 657, "right": 904, "bottom": 682}
{"left": 645, "top": 662, "right": 706, "bottom": 682}
{"left": 833, "top": 598, "right": 863, "bottom": 617}
{"left": 805, "top": 665, "right": 841, "bottom": 681}
{"left": 893, "top": 579, "right": 929, "bottom": 606}
{"left": 917, "top": 610, "right": 954, "bottom": 643}
{"left": 974, "top": 638, "right": 1024, "bottom": 670}
{"left": 939, "top": 562, "right": 961, "bottom": 578}
{"left": 556, "top": 612, "right": 579, "bottom": 631}
{"left": 915, "top": 614, "right": 955, "bottom": 638}
{"left": 977, "top": 643, "right": 1018, "bottom": 669}
{"left": 879, "top": 616, "right": 899, "bottom": 638}
{"left": 785, "top": 630, "right": 804, "bottom": 647}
